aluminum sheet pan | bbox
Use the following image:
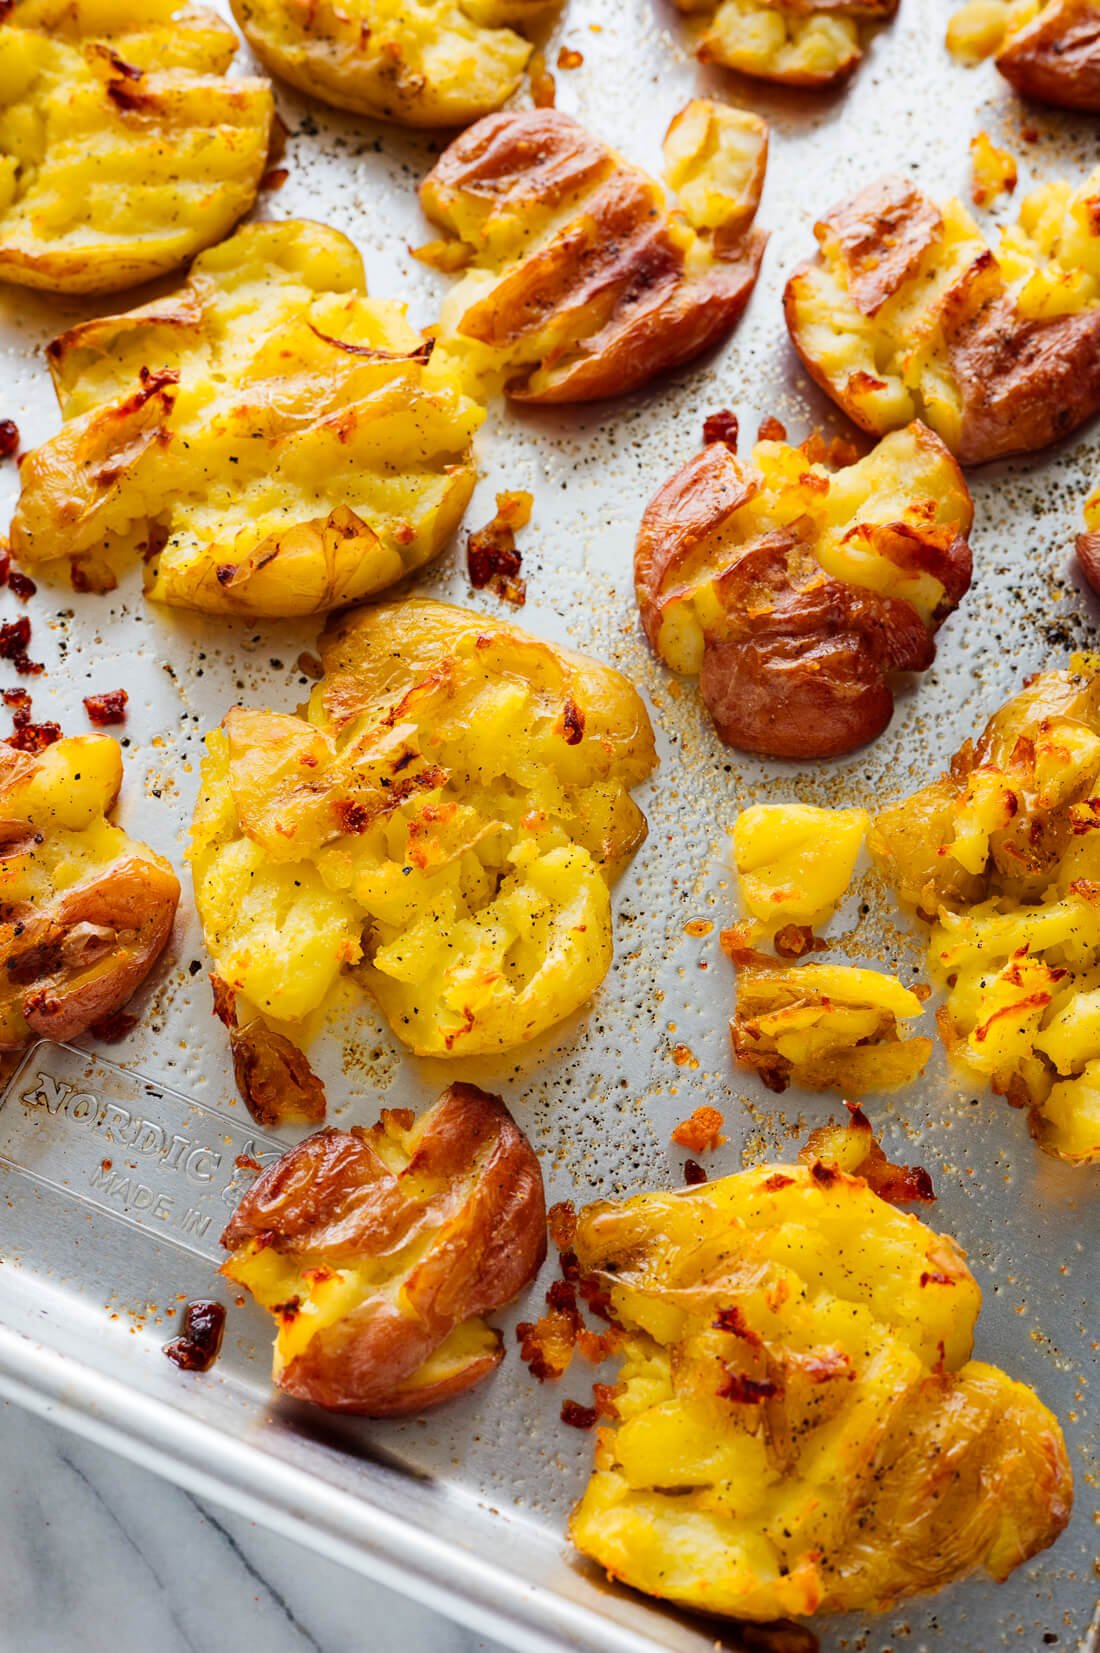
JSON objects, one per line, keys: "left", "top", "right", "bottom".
{"left": 0, "top": 0, "right": 1097, "bottom": 1647}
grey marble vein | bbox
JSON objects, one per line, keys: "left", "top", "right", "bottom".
{"left": 0, "top": 1403, "right": 505, "bottom": 1653}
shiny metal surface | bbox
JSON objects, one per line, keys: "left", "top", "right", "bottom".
{"left": 0, "top": 0, "right": 1097, "bottom": 1646}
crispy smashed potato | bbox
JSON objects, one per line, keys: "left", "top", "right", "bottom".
{"left": 0, "top": 0, "right": 273, "bottom": 294}
{"left": 726, "top": 949, "right": 932, "bottom": 1094}
{"left": 10, "top": 220, "right": 483, "bottom": 613}
{"left": 675, "top": 0, "right": 898, "bottom": 87}
{"left": 222, "top": 1083, "right": 546, "bottom": 1414}
{"left": 733, "top": 803, "right": 868, "bottom": 931}
{"left": 418, "top": 101, "right": 768, "bottom": 405}
{"left": 947, "top": 0, "right": 1100, "bottom": 109}
{"left": 969, "top": 131, "right": 1017, "bottom": 206}
{"left": 784, "top": 170, "right": 1100, "bottom": 465}
{"left": 0, "top": 736, "right": 179, "bottom": 1047}
{"left": 872, "top": 657, "right": 1100, "bottom": 1163}
{"left": 800, "top": 1103, "right": 936, "bottom": 1202}
{"left": 191, "top": 598, "right": 656, "bottom": 1060}
{"left": 635, "top": 421, "right": 973, "bottom": 756}
{"left": 1077, "top": 483, "right": 1100, "bottom": 593}
{"left": 568, "top": 1164, "right": 1072, "bottom": 1619}
{"left": 230, "top": 0, "right": 556, "bottom": 128}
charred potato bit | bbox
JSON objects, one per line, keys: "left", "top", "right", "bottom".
{"left": 230, "top": 0, "right": 559, "bottom": 129}
{"left": 635, "top": 421, "right": 973, "bottom": 757}
{"left": 673, "top": 0, "right": 898, "bottom": 88}
{"left": 221, "top": 1083, "right": 546, "bottom": 1415}
{"left": 784, "top": 170, "right": 1100, "bottom": 465}
{"left": 418, "top": 101, "right": 768, "bottom": 405}
{"left": 800, "top": 1103, "right": 936, "bottom": 1203}
{"left": 568, "top": 1166, "right": 1071, "bottom": 1620}
{"left": 10, "top": 220, "right": 484, "bottom": 614}
{"left": 733, "top": 803, "right": 869, "bottom": 930}
{"left": 0, "top": 736, "right": 179, "bottom": 1047}
{"left": 191, "top": 598, "right": 656, "bottom": 1059}
{"left": 872, "top": 657, "right": 1100, "bottom": 1163}
{"left": 728, "top": 951, "right": 932, "bottom": 1094}
{"left": 0, "top": 0, "right": 273, "bottom": 294}
{"left": 1078, "top": 484, "right": 1100, "bottom": 592}
{"left": 948, "top": 0, "right": 1100, "bottom": 109}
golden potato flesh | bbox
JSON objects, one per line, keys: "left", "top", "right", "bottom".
{"left": 872, "top": 658, "right": 1100, "bottom": 1163}
{"left": 0, "top": 737, "right": 180, "bottom": 1048}
{"left": 230, "top": 0, "right": 556, "bottom": 128}
{"left": 9, "top": 220, "right": 485, "bottom": 615}
{"left": 191, "top": 598, "right": 657, "bottom": 1059}
{"left": 222, "top": 1083, "right": 546, "bottom": 1415}
{"left": 728, "top": 952, "right": 932, "bottom": 1094}
{"left": 0, "top": 0, "right": 273, "bottom": 294}
{"left": 635, "top": 421, "right": 973, "bottom": 757}
{"left": 418, "top": 102, "right": 768, "bottom": 405}
{"left": 733, "top": 802, "right": 868, "bottom": 929}
{"left": 948, "top": 0, "right": 1100, "bottom": 109}
{"left": 568, "top": 1164, "right": 1072, "bottom": 1621}
{"left": 676, "top": 0, "right": 898, "bottom": 88}
{"left": 784, "top": 170, "right": 1100, "bottom": 465}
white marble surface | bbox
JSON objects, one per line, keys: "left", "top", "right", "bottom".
{"left": 0, "top": 1401, "right": 503, "bottom": 1653}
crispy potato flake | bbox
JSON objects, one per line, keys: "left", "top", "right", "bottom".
{"left": 10, "top": 221, "right": 484, "bottom": 614}
{"left": 231, "top": 0, "right": 559, "bottom": 128}
{"left": 0, "top": 736, "right": 179, "bottom": 1048}
{"left": 969, "top": 131, "right": 1018, "bottom": 206}
{"left": 947, "top": 0, "right": 1100, "bottom": 109}
{"left": 726, "top": 947, "right": 932, "bottom": 1095}
{"left": 670, "top": 1105, "right": 727, "bottom": 1152}
{"left": 0, "top": 0, "right": 273, "bottom": 293}
{"left": 674, "top": 0, "right": 898, "bottom": 87}
{"left": 784, "top": 170, "right": 1100, "bottom": 465}
{"left": 872, "top": 656, "right": 1100, "bottom": 1162}
{"left": 191, "top": 598, "right": 656, "bottom": 1060}
{"left": 635, "top": 421, "right": 973, "bottom": 757}
{"left": 800, "top": 1103, "right": 936, "bottom": 1203}
{"left": 222, "top": 1083, "right": 546, "bottom": 1415}
{"left": 1078, "top": 485, "right": 1100, "bottom": 591}
{"left": 568, "top": 1165, "right": 1072, "bottom": 1619}
{"left": 418, "top": 101, "right": 768, "bottom": 405}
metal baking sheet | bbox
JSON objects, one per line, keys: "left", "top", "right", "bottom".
{"left": 0, "top": 0, "right": 1097, "bottom": 1647}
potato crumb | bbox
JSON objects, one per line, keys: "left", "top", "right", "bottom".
{"left": 671, "top": 1105, "right": 727, "bottom": 1152}
{"left": 970, "top": 131, "right": 1018, "bottom": 206}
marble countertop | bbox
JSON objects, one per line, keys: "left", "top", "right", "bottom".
{"left": 0, "top": 1401, "right": 503, "bottom": 1653}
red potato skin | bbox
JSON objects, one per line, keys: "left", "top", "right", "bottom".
{"left": 634, "top": 433, "right": 972, "bottom": 760}
{"left": 784, "top": 175, "right": 1100, "bottom": 465}
{"left": 420, "top": 109, "right": 767, "bottom": 405}
{"left": 1077, "top": 530, "right": 1100, "bottom": 593}
{"left": 222, "top": 1083, "right": 547, "bottom": 1415}
{"left": 996, "top": 0, "right": 1100, "bottom": 110}
{"left": 0, "top": 852, "right": 180, "bottom": 1047}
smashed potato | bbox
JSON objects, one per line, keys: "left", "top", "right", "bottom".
{"left": 222, "top": 1083, "right": 546, "bottom": 1414}
{"left": 12, "top": 220, "right": 474, "bottom": 600}
{"left": 873, "top": 657, "right": 1100, "bottom": 1162}
{"left": 947, "top": 0, "right": 1100, "bottom": 110}
{"left": 0, "top": 736, "right": 179, "bottom": 1047}
{"left": 726, "top": 950, "right": 932, "bottom": 1093}
{"left": 419, "top": 101, "right": 768, "bottom": 404}
{"left": 676, "top": 0, "right": 898, "bottom": 87}
{"left": 0, "top": 0, "right": 273, "bottom": 294}
{"left": 230, "top": 0, "right": 557, "bottom": 128}
{"left": 569, "top": 1164, "right": 1072, "bottom": 1620}
{"left": 635, "top": 421, "right": 973, "bottom": 756}
{"left": 733, "top": 803, "right": 868, "bottom": 929}
{"left": 784, "top": 170, "right": 1100, "bottom": 464}
{"left": 191, "top": 598, "right": 656, "bottom": 1060}
{"left": 9, "top": 221, "right": 483, "bottom": 612}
